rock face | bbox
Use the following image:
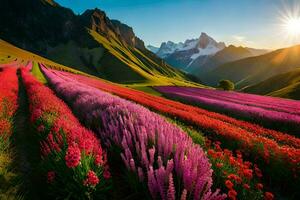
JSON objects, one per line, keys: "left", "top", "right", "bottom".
{"left": 111, "top": 20, "right": 145, "bottom": 50}
{"left": 198, "top": 32, "right": 225, "bottom": 49}
{"left": 80, "top": 9, "right": 115, "bottom": 35}
{"left": 79, "top": 9, "right": 145, "bottom": 50}
{"left": 0, "top": 0, "right": 94, "bottom": 54}
{"left": 0, "top": 0, "right": 147, "bottom": 56}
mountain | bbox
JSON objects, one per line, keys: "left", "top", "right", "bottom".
{"left": 158, "top": 33, "right": 226, "bottom": 69}
{"left": 152, "top": 34, "right": 268, "bottom": 77}
{"left": 246, "top": 47, "right": 269, "bottom": 56}
{"left": 191, "top": 45, "right": 267, "bottom": 78}
{"left": 203, "top": 44, "right": 300, "bottom": 88}
{"left": 242, "top": 68, "right": 300, "bottom": 100}
{"left": 146, "top": 45, "right": 159, "bottom": 53}
{"left": 0, "top": 0, "right": 197, "bottom": 86}
{"left": 156, "top": 41, "right": 184, "bottom": 58}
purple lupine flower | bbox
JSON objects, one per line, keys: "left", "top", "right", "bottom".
{"left": 42, "top": 67, "right": 226, "bottom": 200}
{"left": 149, "top": 147, "right": 155, "bottom": 166}
{"left": 167, "top": 173, "right": 175, "bottom": 200}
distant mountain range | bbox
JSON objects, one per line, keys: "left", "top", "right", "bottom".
{"left": 203, "top": 44, "right": 300, "bottom": 88}
{"left": 0, "top": 0, "right": 195, "bottom": 86}
{"left": 149, "top": 33, "right": 225, "bottom": 67}
{"left": 148, "top": 33, "right": 268, "bottom": 75}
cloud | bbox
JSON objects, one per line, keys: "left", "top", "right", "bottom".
{"left": 232, "top": 35, "right": 246, "bottom": 42}
{"left": 232, "top": 35, "right": 254, "bottom": 45}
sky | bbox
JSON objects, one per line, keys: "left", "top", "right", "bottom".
{"left": 55, "top": 0, "right": 300, "bottom": 49}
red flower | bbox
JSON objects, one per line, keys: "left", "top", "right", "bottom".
{"left": 243, "top": 183, "right": 250, "bottom": 190}
{"left": 0, "top": 119, "right": 11, "bottom": 136}
{"left": 256, "top": 183, "right": 263, "bottom": 190}
{"left": 47, "top": 171, "right": 56, "bottom": 183}
{"left": 225, "top": 180, "right": 234, "bottom": 189}
{"left": 103, "top": 170, "right": 111, "bottom": 180}
{"left": 243, "top": 169, "right": 253, "bottom": 180}
{"left": 216, "top": 163, "right": 223, "bottom": 168}
{"left": 264, "top": 192, "right": 274, "bottom": 200}
{"left": 84, "top": 170, "right": 99, "bottom": 186}
{"left": 94, "top": 154, "right": 103, "bottom": 166}
{"left": 227, "top": 174, "right": 237, "bottom": 180}
{"left": 65, "top": 146, "right": 81, "bottom": 168}
{"left": 228, "top": 189, "right": 237, "bottom": 200}
{"left": 235, "top": 176, "right": 242, "bottom": 184}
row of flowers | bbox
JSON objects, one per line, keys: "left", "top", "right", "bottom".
{"left": 50, "top": 69, "right": 300, "bottom": 197}
{"left": 21, "top": 68, "right": 111, "bottom": 199}
{"left": 0, "top": 67, "right": 19, "bottom": 198}
{"left": 158, "top": 86, "right": 300, "bottom": 115}
{"left": 155, "top": 86, "right": 300, "bottom": 135}
{"left": 0, "top": 67, "right": 18, "bottom": 137}
{"left": 42, "top": 67, "right": 227, "bottom": 200}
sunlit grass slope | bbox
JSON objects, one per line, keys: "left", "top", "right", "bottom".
{"left": 0, "top": 39, "right": 89, "bottom": 76}
{"left": 242, "top": 68, "right": 300, "bottom": 100}
{"left": 88, "top": 29, "right": 202, "bottom": 87}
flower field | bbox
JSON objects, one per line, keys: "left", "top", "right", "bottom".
{"left": 21, "top": 68, "right": 111, "bottom": 199}
{"left": 155, "top": 86, "right": 300, "bottom": 134}
{"left": 45, "top": 67, "right": 299, "bottom": 198}
{"left": 42, "top": 67, "right": 227, "bottom": 200}
{"left": 1, "top": 61, "right": 299, "bottom": 199}
{"left": 0, "top": 68, "right": 18, "bottom": 137}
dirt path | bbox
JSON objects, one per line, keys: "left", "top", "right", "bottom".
{"left": 11, "top": 70, "right": 43, "bottom": 200}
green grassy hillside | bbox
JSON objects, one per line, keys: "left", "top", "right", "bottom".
{"left": 0, "top": 0, "right": 200, "bottom": 87}
{"left": 242, "top": 68, "right": 300, "bottom": 100}
{"left": 88, "top": 29, "right": 200, "bottom": 86}
{"left": 0, "top": 39, "right": 89, "bottom": 75}
{"left": 203, "top": 44, "right": 300, "bottom": 88}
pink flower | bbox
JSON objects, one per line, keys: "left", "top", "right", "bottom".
{"left": 47, "top": 171, "right": 56, "bottom": 183}
{"left": 65, "top": 146, "right": 81, "bottom": 168}
{"left": 84, "top": 170, "right": 99, "bottom": 186}
{"left": 103, "top": 170, "right": 111, "bottom": 179}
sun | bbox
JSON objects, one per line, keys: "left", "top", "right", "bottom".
{"left": 279, "top": 2, "right": 300, "bottom": 40}
{"left": 283, "top": 17, "right": 300, "bottom": 36}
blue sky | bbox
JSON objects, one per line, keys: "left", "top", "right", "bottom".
{"left": 56, "top": 0, "right": 300, "bottom": 49}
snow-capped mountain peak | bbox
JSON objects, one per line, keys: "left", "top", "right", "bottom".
{"left": 146, "top": 45, "right": 159, "bottom": 53}
{"left": 156, "top": 41, "right": 184, "bottom": 58}
{"left": 154, "top": 32, "right": 226, "bottom": 59}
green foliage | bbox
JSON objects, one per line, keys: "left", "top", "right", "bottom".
{"left": 0, "top": 136, "right": 23, "bottom": 200}
{"left": 218, "top": 79, "right": 235, "bottom": 91}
